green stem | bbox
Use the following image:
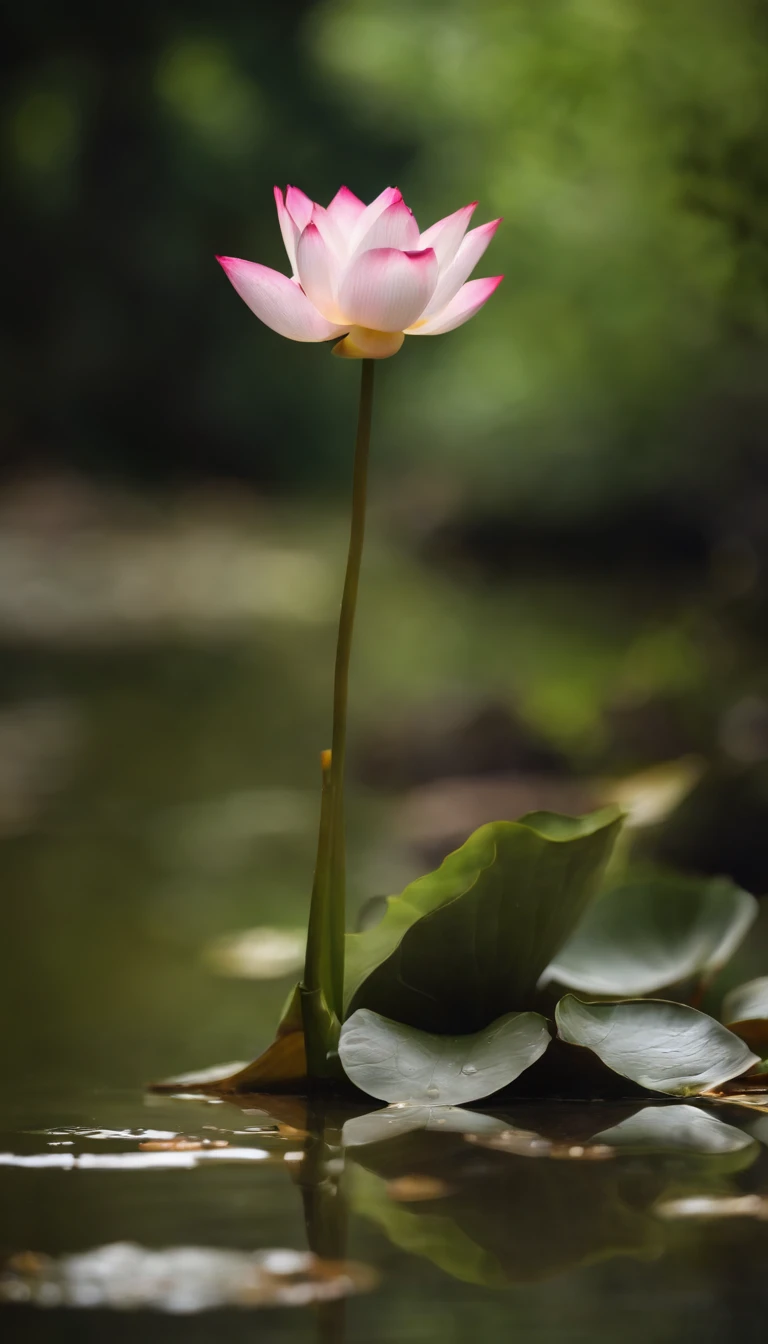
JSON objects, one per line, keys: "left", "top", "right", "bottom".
{"left": 302, "top": 751, "right": 336, "bottom": 1080}
{"left": 301, "top": 359, "right": 375, "bottom": 1079}
{"left": 328, "top": 359, "right": 375, "bottom": 1016}
{"left": 303, "top": 749, "right": 334, "bottom": 999}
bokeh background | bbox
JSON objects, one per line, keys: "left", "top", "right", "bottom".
{"left": 3, "top": 0, "right": 768, "bottom": 1090}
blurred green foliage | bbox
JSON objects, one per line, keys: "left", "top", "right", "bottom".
{"left": 3, "top": 0, "right": 768, "bottom": 516}
{"left": 312, "top": 0, "right": 768, "bottom": 512}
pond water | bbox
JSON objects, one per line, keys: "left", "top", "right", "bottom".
{"left": 1, "top": 1085, "right": 767, "bottom": 1342}
{"left": 1, "top": 495, "right": 767, "bottom": 1341}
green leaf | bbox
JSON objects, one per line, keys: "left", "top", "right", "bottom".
{"left": 338, "top": 1008, "right": 551, "bottom": 1105}
{"left": 592, "top": 1104, "right": 757, "bottom": 1157}
{"left": 721, "top": 976, "right": 768, "bottom": 1055}
{"left": 344, "top": 807, "right": 622, "bottom": 1033}
{"left": 556, "top": 995, "right": 759, "bottom": 1095}
{"left": 541, "top": 873, "right": 757, "bottom": 998}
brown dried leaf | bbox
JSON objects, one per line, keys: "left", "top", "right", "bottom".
{"left": 148, "top": 1031, "right": 307, "bottom": 1096}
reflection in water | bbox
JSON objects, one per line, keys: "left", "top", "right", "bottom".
{"left": 335, "top": 1098, "right": 762, "bottom": 1295}
{"left": 0, "top": 1243, "right": 376, "bottom": 1312}
{"left": 656, "top": 1193, "right": 768, "bottom": 1221}
{"left": 1, "top": 1095, "right": 766, "bottom": 1337}
{"left": 591, "top": 1104, "right": 758, "bottom": 1154}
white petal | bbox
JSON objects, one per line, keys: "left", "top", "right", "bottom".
{"left": 422, "top": 218, "right": 501, "bottom": 317}
{"left": 406, "top": 276, "right": 503, "bottom": 335}
{"left": 348, "top": 187, "right": 403, "bottom": 252}
{"left": 353, "top": 198, "right": 420, "bottom": 255}
{"left": 338, "top": 247, "right": 438, "bottom": 332}
{"left": 419, "top": 202, "right": 477, "bottom": 269}
{"left": 217, "top": 257, "right": 346, "bottom": 342}
{"left": 296, "top": 223, "right": 343, "bottom": 322}
{"left": 285, "top": 185, "right": 314, "bottom": 233}
{"left": 326, "top": 186, "right": 366, "bottom": 240}
{"left": 308, "top": 204, "right": 347, "bottom": 264}
{"left": 274, "top": 187, "right": 298, "bottom": 274}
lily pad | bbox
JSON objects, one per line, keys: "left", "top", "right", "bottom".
{"left": 345, "top": 807, "right": 622, "bottom": 1033}
{"left": 555, "top": 996, "right": 759, "bottom": 1095}
{"left": 541, "top": 873, "right": 757, "bottom": 998}
{"left": 591, "top": 1104, "right": 757, "bottom": 1156}
{"left": 721, "top": 976, "right": 768, "bottom": 1055}
{"left": 338, "top": 1008, "right": 551, "bottom": 1105}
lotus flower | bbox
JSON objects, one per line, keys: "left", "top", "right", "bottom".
{"left": 217, "top": 185, "right": 503, "bottom": 359}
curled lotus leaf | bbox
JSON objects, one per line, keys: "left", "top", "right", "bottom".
{"left": 542, "top": 873, "right": 757, "bottom": 998}
{"left": 345, "top": 808, "right": 623, "bottom": 1033}
{"left": 556, "top": 995, "right": 759, "bottom": 1096}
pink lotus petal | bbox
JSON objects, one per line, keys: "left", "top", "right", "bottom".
{"left": 308, "top": 204, "right": 346, "bottom": 262}
{"left": 326, "top": 185, "right": 366, "bottom": 238}
{"left": 285, "top": 185, "right": 314, "bottom": 233}
{"left": 349, "top": 187, "right": 403, "bottom": 252}
{"left": 274, "top": 187, "right": 299, "bottom": 274}
{"left": 338, "top": 247, "right": 438, "bottom": 332}
{"left": 217, "top": 256, "right": 346, "bottom": 342}
{"left": 422, "top": 218, "right": 501, "bottom": 317}
{"left": 353, "top": 198, "right": 420, "bottom": 256}
{"left": 419, "top": 202, "right": 477, "bottom": 269}
{"left": 296, "top": 222, "right": 342, "bottom": 322}
{"left": 332, "top": 327, "right": 405, "bottom": 359}
{"left": 406, "top": 276, "right": 503, "bottom": 335}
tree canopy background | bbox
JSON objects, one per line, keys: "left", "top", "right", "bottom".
{"left": 4, "top": 0, "right": 768, "bottom": 526}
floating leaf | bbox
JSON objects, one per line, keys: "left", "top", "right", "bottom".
{"left": 542, "top": 874, "right": 757, "bottom": 998}
{"left": 591, "top": 1104, "right": 757, "bottom": 1156}
{"left": 721, "top": 976, "right": 768, "bottom": 1055}
{"left": 338, "top": 1009, "right": 550, "bottom": 1105}
{"left": 345, "top": 807, "right": 622, "bottom": 1032}
{"left": 555, "top": 996, "right": 759, "bottom": 1095}
{"left": 342, "top": 1105, "right": 509, "bottom": 1148}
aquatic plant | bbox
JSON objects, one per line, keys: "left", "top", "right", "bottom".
{"left": 217, "top": 183, "right": 502, "bottom": 1084}
{"left": 170, "top": 185, "right": 768, "bottom": 1108}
